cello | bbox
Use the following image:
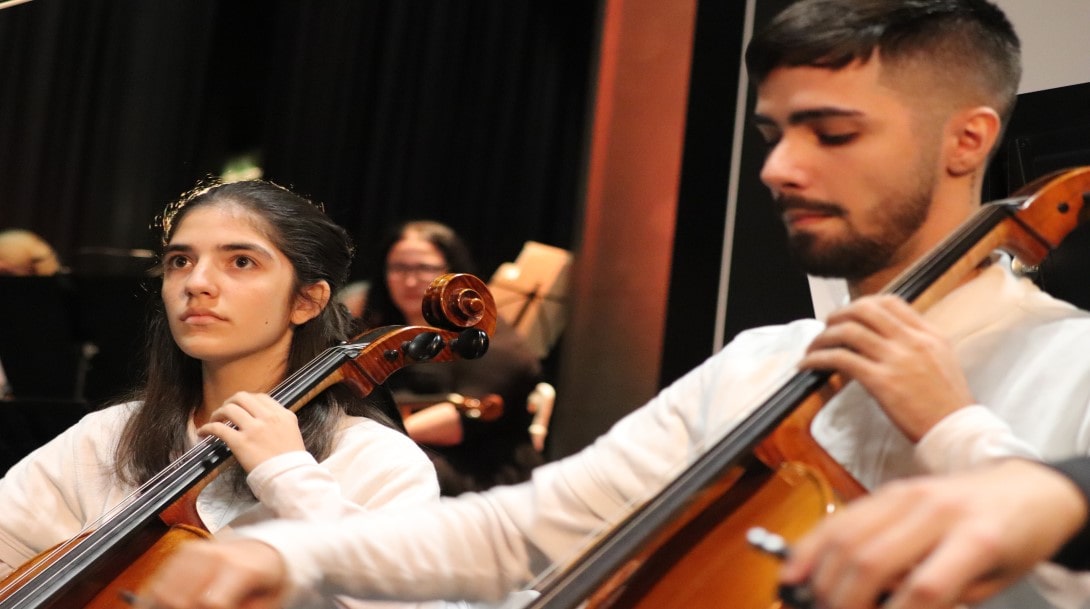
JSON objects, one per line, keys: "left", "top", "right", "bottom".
{"left": 0, "top": 272, "right": 496, "bottom": 609}
{"left": 524, "top": 167, "right": 1090, "bottom": 609}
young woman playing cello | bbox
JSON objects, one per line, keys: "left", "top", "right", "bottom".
{"left": 0, "top": 180, "right": 442, "bottom": 608}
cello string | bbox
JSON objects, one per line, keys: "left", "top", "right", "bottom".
{"left": 525, "top": 363, "right": 805, "bottom": 591}
{"left": 67, "top": 349, "right": 348, "bottom": 530}
{"left": 0, "top": 433, "right": 228, "bottom": 599}
{"left": 0, "top": 433, "right": 232, "bottom": 602}
{"left": 269, "top": 348, "right": 353, "bottom": 407}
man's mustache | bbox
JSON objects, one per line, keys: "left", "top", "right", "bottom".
{"left": 772, "top": 195, "right": 845, "bottom": 218}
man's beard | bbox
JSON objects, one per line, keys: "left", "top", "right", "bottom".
{"left": 775, "top": 190, "right": 931, "bottom": 281}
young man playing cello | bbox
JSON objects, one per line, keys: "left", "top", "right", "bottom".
{"left": 138, "top": 1, "right": 1090, "bottom": 608}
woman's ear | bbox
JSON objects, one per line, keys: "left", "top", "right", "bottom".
{"left": 291, "top": 280, "right": 332, "bottom": 325}
{"left": 946, "top": 106, "right": 1002, "bottom": 177}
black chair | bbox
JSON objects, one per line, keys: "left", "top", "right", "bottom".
{"left": 0, "top": 276, "right": 89, "bottom": 401}
{"left": 71, "top": 274, "right": 153, "bottom": 406}
{"left": 0, "top": 398, "right": 90, "bottom": 474}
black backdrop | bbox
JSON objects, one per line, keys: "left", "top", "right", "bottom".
{"left": 0, "top": 0, "right": 597, "bottom": 282}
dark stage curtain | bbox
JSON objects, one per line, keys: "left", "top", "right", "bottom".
{"left": 0, "top": 0, "right": 221, "bottom": 263}
{"left": 0, "top": 0, "right": 596, "bottom": 280}
{"left": 251, "top": 1, "right": 596, "bottom": 279}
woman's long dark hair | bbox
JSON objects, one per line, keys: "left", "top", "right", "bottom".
{"left": 359, "top": 220, "right": 475, "bottom": 329}
{"left": 115, "top": 179, "right": 393, "bottom": 488}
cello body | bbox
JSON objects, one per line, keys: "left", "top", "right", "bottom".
{"left": 586, "top": 461, "right": 836, "bottom": 609}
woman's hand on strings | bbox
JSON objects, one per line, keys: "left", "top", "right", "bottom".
{"left": 798, "top": 295, "right": 975, "bottom": 441}
{"left": 199, "top": 392, "right": 306, "bottom": 472}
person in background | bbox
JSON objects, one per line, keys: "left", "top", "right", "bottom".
{"left": 134, "top": 1, "right": 1090, "bottom": 608}
{"left": 358, "top": 220, "right": 543, "bottom": 496}
{"left": 0, "top": 228, "right": 62, "bottom": 276}
{"left": 0, "top": 180, "right": 442, "bottom": 609}
{"left": 777, "top": 455, "right": 1090, "bottom": 609}
{"left": 0, "top": 228, "right": 65, "bottom": 398}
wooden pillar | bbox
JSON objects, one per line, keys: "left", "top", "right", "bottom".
{"left": 550, "top": 0, "right": 698, "bottom": 458}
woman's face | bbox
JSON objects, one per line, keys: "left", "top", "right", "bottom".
{"left": 385, "top": 232, "right": 448, "bottom": 322}
{"left": 161, "top": 203, "right": 316, "bottom": 368}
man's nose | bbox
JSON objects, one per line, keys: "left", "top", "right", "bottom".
{"left": 759, "top": 137, "right": 808, "bottom": 194}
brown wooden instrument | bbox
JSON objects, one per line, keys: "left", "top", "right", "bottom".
{"left": 397, "top": 393, "right": 505, "bottom": 422}
{"left": 0, "top": 272, "right": 496, "bottom": 609}
{"left": 525, "top": 167, "right": 1090, "bottom": 609}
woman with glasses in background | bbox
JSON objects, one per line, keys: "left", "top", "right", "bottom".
{"left": 354, "top": 220, "right": 543, "bottom": 496}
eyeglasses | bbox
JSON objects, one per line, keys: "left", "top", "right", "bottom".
{"left": 386, "top": 263, "right": 448, "bottom": 278}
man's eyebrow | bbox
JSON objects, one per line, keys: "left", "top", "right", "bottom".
{"left": 753, "top": 107, "right": 864, "bottom": 127}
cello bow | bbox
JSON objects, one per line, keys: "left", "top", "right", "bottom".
{"left": 526, "top": 167, "right": 1090, "bottom": 609}
{"left": 0, "top": 272, "right": 495, "bottom": 609}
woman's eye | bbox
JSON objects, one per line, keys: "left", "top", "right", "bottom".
{"left": 164, "top": 256, "right": 188, "bottom": 270}
{"left": 232, "top": 256, "right": 254, "bottom": 269}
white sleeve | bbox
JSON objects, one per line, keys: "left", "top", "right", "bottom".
{"left": 241, "top": 486, "right": 534, "bottom": 604}
{"left": 913, "top": 404, "right": 1040, "bottom": 474}
{"left": 242, "top": 419, "right": 443, "bottom": 609}
{"left": 246, "top": 420, "right": 440, "bottom": 522}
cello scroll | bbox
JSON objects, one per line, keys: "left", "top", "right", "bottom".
{"left": 329, "top": 273, "right": 496, "bottom": 402}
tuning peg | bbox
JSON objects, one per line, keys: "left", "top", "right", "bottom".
{"left": 450, "top": 329, "right": 489, "bottom": 359}
{"left": 402, "top": 332, "right": 444, "bottom": 361}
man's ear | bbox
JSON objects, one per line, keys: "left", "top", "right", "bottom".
{"left": 291, "top": 280, "right": 332, "bottom": 325}
{"left": 946, "top": 106, "right": 1002, "bottom": 177}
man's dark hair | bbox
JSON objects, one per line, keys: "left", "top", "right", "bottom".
{"left": 745, "top": 0, "right": 1021, "bottom": 122}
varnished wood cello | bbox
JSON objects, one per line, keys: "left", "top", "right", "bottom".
{"left": 0, "top": 273, "right": 496, "bottom": 609}
{"left": 525, "top": 167, "right": 1090, "bottom": 609}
